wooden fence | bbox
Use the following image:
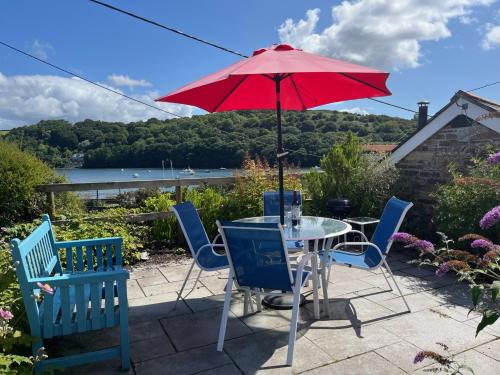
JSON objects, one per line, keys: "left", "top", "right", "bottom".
{"left": 37, "top": 176, "right": 238, "bottom": 221}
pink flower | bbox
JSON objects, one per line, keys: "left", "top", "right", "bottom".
{"left": 0, "top": 308, "right": 13, "bottom": 321}
{"left": 471, "top": 239, "right": 494, "bottom": 250}
{"left": 406, "top": 239, "right": 435, "bottom": 253}
{"left": 413, "top": 351, "right": 426, "bottom": 364}
{"left": 390, "top": 232, "right": 417, "bottom": 244}
{"left": 436, "top": 263, "right": 450, "bottom": 277}
{"left": 487, "top": 152, "right": 500, "bottom": 165}
{"left": 36, "top": 282, "right": 54, "bottom": 295}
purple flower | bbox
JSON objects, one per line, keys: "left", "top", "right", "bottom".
{"left": 487, "top": 152, "right": 500, "bottom": 165}
{"left": 436, "top": 263, "right": 450, "bottom": 277}
{"left": 0, "top": 308, "right": 13, "bottom": 321}
{"left": 414, "top": 351, "right": 426, "bottom": 364}
{"left": 480, "top": 206, "right": 500, "bottom": 230}
{"left": 406, "top": 239, "right": 435, "bottom": 253}
{"left": 471, "top": 239, "right": 494, "bottom": 250}
{"left": 391, "top": 232, "right": 415, "bottom": 244}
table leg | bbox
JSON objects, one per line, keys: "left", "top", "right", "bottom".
{"left": 311, "top": 239, "right": 320, "bottom": 319}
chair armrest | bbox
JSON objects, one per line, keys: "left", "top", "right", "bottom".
{"left": 347, "top": 230, "right": 369, "bottom": 243}
{"left": 54, "top": 237, "right": 123, "bottom": 249}
{"left": 29, "top": 269, "right": 129, "bottom": 287}
{"left": 196, "top": 243, "right": 226, "bottom": 258}
{"left": 333, "top": 241, "right": 384, "bottom": 258}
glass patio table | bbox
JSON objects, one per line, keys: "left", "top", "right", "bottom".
{"left": 236, "top": 216, "right": 351, "bottom": 319}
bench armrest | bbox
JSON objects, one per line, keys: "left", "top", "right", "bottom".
{"left": 29, "top": 268, "right": 129, "bottom": 287}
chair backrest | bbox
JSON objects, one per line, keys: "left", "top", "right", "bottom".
{"left": 263, "top": 191, "right": 302, "bottom": 216}
{"left": 10, "top": 215, "right": 61, "bottom": 333}
{"left": 171, "top": 201, "right": 212, "bottom": 268}
{"left": 365, "top": 197, "right": 413, "bottom": 265}
{"left": 217, "top": 220, "right": 294, "bottom": 292}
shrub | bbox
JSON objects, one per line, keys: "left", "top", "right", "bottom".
{"left": 143, "top": 193, "right": 177, "bottom": 243}
{"left": 0, "top": 140, "right": 82, "bottom": 226}
{"left": 303, "top": 133, "right": 398, "bottom": 216}
{"left": 433, "top": 155, "right": 500, "bottom": 244}
{"left": 184, "top": 187, "right": 227, "bottom": 239}
{"left": 223, "top": 156, "right": 302, "bottom": 220}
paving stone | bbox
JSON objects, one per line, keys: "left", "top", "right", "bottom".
{"left": 196, "top": 364, "right": 242, "bottom": 375}
{"left": 134, "top": 344, "right": 232, "bottom": 375}
{"left": 200, "top": 274, "right": 232, "bottom": 295}
{"left": 184, "top": 291, "right": 247, "bottom": 312}
{"left": 464, "top": 316, "right": 500, "bottom": 337}
{"left": 474, "top": 339, "right": 500, "bottom": 361}
{"left": 376, "top": 340, "right": 434, "bottom": 373}
{"left": 130, "top": 267, "right": 164, "bottom": 280}
{"left": 159, "top": 263, "right": 200, "bottom": 282}
{"left": 303, "top": 351, "right": 406, "bottom": 375}
{"left": 136, "top": 274, "right": 168, "bottom": 288}
{"left": 378, "top": 309, "right": 495, "bottom": 354}
{"left": 426, "top": 283, "right": 472, "bottom": 306}
{"left": 361, "top": 273, "right": 436, "bottom": 296}
{"left": 429, "top": 303, "right": 481, "bottom": 322}
{"left": 69, "top": 358, "right": 133, "bottom": 374}
{"left": 160, "top": 307, "right": 252, "bottom": 351}
{"left": 312, "top": 324, "right": 400, "bottom": 362}
{"left": 131, "top": 334, "right": 175, "bottom": 363}
{"left": 224, "top": 326, "right": 332, "bottom": 374}
{"left": 323, "top": 278, "right": 375, "bottom": 297}
{"left": 127, "top": 279, "right": 146, "bottom": 299}
{"left": 141, "top": 279, "right": 197, "bottom": 297}
{"left": 354, "top": 286, "right": 400, "bottom": 302}
{"left": 128, "top": 291, "right": 191, "bottom": 322}
{"left": 129, "top": 319, "right": 167, "bottom": 343}
{"left": 380, "top": 291, "right": 444, "bottom": 313}
{"left": 399, "top": 265, "right": 436, "bottom": 278}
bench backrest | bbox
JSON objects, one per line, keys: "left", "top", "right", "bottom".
{"left": 10, "top": 215, "right": 61, "bottom": 334}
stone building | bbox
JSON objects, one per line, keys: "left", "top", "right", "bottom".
{"left": 390, "top": 90, "right": 500, "bottom": 231}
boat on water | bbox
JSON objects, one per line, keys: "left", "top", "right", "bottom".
{"left": 181, "top": 167, "right": 195, "bottom": 175}
{"left": 132, "top": 173, "right": 139, "bottom": 178}
{"left": 219, "top": 167, "right": 227, "bottom": 170}
{"left": 204, "top": 169, "right": 210, "bottom": 173}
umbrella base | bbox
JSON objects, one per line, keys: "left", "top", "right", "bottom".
{"left": 262, "top": 292, "right": 306, "bottom": 310}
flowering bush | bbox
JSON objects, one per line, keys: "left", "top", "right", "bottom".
{"left": 413, "top": 342, "right": 473, "bottom": 374}
{"left": 433, "top": 151, "right": 500, "bottom": 244}
{"left": 392, "top": 205, "right": 500, "bottom": 336}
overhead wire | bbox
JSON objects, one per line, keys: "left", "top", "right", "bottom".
{"left": 466, "top": 80, "right": 500, "bottom": 92}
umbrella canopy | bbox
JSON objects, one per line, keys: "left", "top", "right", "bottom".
{"left": 156, "top": 44, "right": 391, "bottom": 224}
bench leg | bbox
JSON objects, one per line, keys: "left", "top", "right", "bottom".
{"left": 117, "top": 280, "right": 130, "bottom": 371}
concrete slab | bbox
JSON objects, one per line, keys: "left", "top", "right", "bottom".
{"left": 130, "top": 334, "right": 175, "bottom": 363}
{"left": 376, "top": 340, "right": 434, "bottom": 373}
{"left": 128, "top": 291, "right": 191, "bottom": 322}
{"left": 474, "top": 339, "right": 500, "bottom": 362}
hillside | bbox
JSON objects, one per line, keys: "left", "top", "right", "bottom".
{"left": 4, "top": 110, "right": 416, "bottom": 168}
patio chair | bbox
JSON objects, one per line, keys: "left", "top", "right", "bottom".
{"left": 263, "top": 191, "right": 304, "bottom": 251}
{"left": 216, "top": 220, "right": 312, "bottom": 366}
{"left": 321, "top": 196, "right": 413, "bottom": 312}
{"left": 171, "top": 202, "right": 228, "bottom": 306}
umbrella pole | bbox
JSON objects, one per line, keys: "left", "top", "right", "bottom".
{"left": 275, "top": 76, "right": 285, "bottom": 225}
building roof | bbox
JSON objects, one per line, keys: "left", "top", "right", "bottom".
{"left": 363, "top": 144, "right": 397, "bottom": 153}
{"left": 390, "top": 90, "right": 500, "bottom": 164}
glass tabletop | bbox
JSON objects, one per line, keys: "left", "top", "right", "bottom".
{"left": 236, "top": 216, "right": 352, "bottom": 241}
{"left": 344, "top": 217, "right": 380, "bottom": 225}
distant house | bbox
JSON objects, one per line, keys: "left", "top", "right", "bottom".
{"left": 390, "top": 90, "right": 500, "bottom": 229}
{"left": 363, "top": 144, "right": 397, "bottom": 154}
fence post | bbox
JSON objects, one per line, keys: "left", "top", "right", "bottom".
{"left": 47, "top": 192, "right": 56, "bottom": 219}
{"left": 175, "top": 184, "right": 184, "bottom": 244}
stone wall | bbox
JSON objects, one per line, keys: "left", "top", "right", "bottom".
{"left": 395, "top": 120, "right": 500, "bottom": 235}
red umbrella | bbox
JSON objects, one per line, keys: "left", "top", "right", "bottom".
{"left": 157, "top": 44, "right": 391, "bottom": 224}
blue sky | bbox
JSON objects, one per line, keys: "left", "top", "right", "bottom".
{"left": 1, "top": 0, "right": 499, "bottom": 129}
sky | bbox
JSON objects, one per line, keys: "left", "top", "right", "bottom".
{"left": 0, "top": 0, "right": 500, "bottom": 130}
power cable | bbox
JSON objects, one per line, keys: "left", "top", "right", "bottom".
{"left": 88, "top": 0, "right": 248, "bottom": 58}
{"left": 0, "top": 40, "right": 182, "bottom": 118}
{"left": 88, "top": 0, "right": 421, "bottom": 117}
{"left": 466, "top": 80, "right": 500, "bottom": 93}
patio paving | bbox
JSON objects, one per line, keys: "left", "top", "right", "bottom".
{"left": 58, "top": 250, "right": 500, "bottom": 374}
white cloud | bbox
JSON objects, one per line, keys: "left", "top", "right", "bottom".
{"left": 0, "top": 72, "right": 192, "bottom": 129}
{"left": 278, "top": 0, "right": 494, "bottom": 70}
{"left": 107, "top": 74, "right": 152, "bottom": 88}
{"left": 339, "top": 107, "right": 369, "bottom": 115}
{"left": 482, "top": 24, "right": 500, "bottom": 49}
{"left": 30, "top": 40, "right": 53, "bottom": 60}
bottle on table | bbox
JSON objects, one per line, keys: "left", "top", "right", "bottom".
{"left": 291, "top": 190, "right": 301, "bottom": 227}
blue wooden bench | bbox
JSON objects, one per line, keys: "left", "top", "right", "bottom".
{"left": 10, "top": 215, "right": 130, "bottom": 373}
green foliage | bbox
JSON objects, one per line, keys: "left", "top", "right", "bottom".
{"left": 143, "top": 193, "right": 177, "bottom": 243}
{"left": 0, "top": 140, "right": 82, "bottom": 227}
{"left": 304, "top": 133, "right": 399, "bottom": 216}
{"left": 433, "top": 158, "right": 500, "bottom": 243}
{"left": 54, "top": 216, "right": 147, "bottom": 264}
{"left": 184, "top": 187, "right": 227, "bottom": 239}
{"left": 4, "top": 111, "right": 415, "bottom": 168}
{"left": 223, "top": 156, "right": 303, "bottom": 220}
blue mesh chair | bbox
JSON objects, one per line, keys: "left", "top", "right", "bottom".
{"left": 216, "top": 220, "right": 311, "bottom": 366}
{"left": 263, "top": 191, "right": 304, "bottom": 251}
{"left": 171, "top": 202, "right": 228, "bottom": 305}
{"left": 321, "top": 197, "right": 413, "bottom": 312}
